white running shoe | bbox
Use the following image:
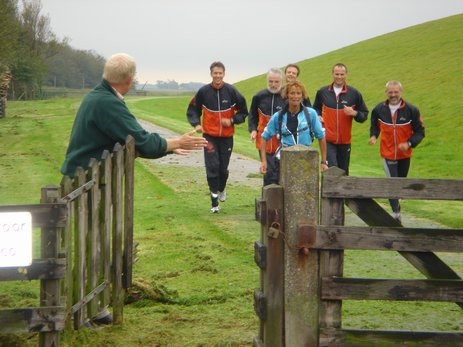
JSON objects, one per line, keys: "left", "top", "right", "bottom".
{"left": 210, "top": 206, "right": 220, "bottom": 214}
{"left": 218, "top": 191, "right": 227, "bottom": 202}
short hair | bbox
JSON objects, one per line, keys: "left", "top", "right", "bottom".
{"left": 267, "top": 67, "right": 283, "bottom": 80}
{"left": 282, "top": 80, "right": 307, "bottom": 99}
{"left": 210, "top": 61, "right": 225, "bottom": 72}
{"left": 103, "top": 53, "right": 136, "bottom": 84}
{"left": 385, "top": 80, "right": 403, "bottom": 91}
{"left": 332, "top": 63, "right": 348, "bottom": 73}
{"left": 284, "top": 63, "right": 300, "bottom": 76}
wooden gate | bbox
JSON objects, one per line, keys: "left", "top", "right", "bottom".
{"left": 0, "top": 136, "right": 135, "bottom": 347}
{"left": 253, "top": 145, "right": 463, "bottom": 347}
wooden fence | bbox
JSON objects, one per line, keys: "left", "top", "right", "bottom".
{"left": 253, "top": 145, "right": 463, "bottom": 347}
{"left": 0, "top": 136, "right": 135, "bottom": 346}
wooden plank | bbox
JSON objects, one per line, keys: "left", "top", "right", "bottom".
{"left": 0, "top": 258, "right": 66, "bottom": 281}
{"left": 39, "top": 186, "right": 63, "bottom": 347}
{"left": 346, "top": 198, "right": 463, "bottom": 309}
{"left": 322, "top": 176, "right": 463, "bottom": 200}
{"left": 319, "top": 167, "right": 346, "bottom": 331}
{"left": 0, "top": 307, "right": 65, "bottom": 333}
{"left": 60, "top": 175, "right": 74, "bottom": 329}
{"left": 112, "top": 143, "right": 124, "bottom": 325}
{"left": 321, "top": 277, "right": 463, "bottom": 302}
{"left": 74, "top": 167, "right": 88, "bottom": 328}
{"left": 0, "top": 203, "right": 67, "bottom": 228}
{"left": 314, "top": 225, "right": 463, "bottom": 252}
{"left": 100, "top": 150, "right": 112, "bottom": 310}
{"left": 123, "top": 136, "right": 135, "bottom": 289}
{"left": 59, "top": 179, "right": 95, "bottom": 203}
{"left": 88, "top": 158, "right": 101, "bottom": 321}
{"left": 320, "top": 328, "right": 463, "bottom": 347}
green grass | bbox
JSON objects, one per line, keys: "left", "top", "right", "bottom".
{"left": 0, "top": 14, "right": 463, "bottom": 346}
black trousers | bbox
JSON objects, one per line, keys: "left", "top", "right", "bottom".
{"left": 203, "top": 134, "right": 233, "bottom": 193}
{"left": 327, "top": 142, "right": 351, "bottom": 175}
{"left": 263, "top": 152, "right": 280, "bottom": 186}
{"left": 383, "top": 157, "right": 411, "bottom": 213}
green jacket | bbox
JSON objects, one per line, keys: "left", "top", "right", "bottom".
{"left": 61, "top": 79, "right": 167, "bottom": 177}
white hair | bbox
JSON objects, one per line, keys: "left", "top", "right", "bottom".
{"left": 103, "top": 53, "right": 136, "bottom": 84}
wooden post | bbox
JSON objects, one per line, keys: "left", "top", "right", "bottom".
{"left": 88, "top": 159, "right": 101, "bottom": 320}
{"left": 259, "top": 184, "right": 285, "bottom": 346}
{"left": 123, "top": 136, "right": 135, "bottom": 289}
{"left": 280, "top": 145, "right": 320, "bottom": 347}
{"left": 100, "top": 150, "right": 112, "bottom": 311}
{"left": 74, "top": 167, "right": 88, "bottom": 328}
{"left": 112, "top": 143, "right": 124, "bottom": 324}
{"left": 39, "top": 185, "right": 62, "bottom": 347}
{"left": 60, "top": 176, "right": 74, "bottom": 330}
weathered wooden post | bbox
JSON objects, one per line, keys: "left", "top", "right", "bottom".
{"left": 39, "top": 185, "right": 63, "bottom": 347}
{"left": 254, "top": 184, "right": 285, "bottom": 346}
{"left": 280, "top": 145, "right": 320, "bottom": 346}
{"left": 112, "top": 143, "right": 125, "bottom": 324}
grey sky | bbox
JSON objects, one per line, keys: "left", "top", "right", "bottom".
{"left": 40, "top": 0, "right": 463, "bottom": 84}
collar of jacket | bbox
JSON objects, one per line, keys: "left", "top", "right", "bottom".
{"left": 210, "top": 81, "right": 225, "bottom": 90}
{"left": 385, "top": 99, "right": 405, "bottom": 109}
{"left": 328, "top": 83, "right": 347, "bottom": 94}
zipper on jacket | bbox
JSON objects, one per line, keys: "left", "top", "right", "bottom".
{"left": 392, "top": 110, "right": 397, "bottom": 160}
{"left": 217, "top": 90, "right": 222, "bottom": 136}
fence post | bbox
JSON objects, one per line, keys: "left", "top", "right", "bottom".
{"left": 254, "top": 184, "right": 285, "bottom": 346}
{"left": 280, "top": 145, "right": 320, "bottom": 347}
{"left": 123, "top": 136, "right": 135, "bottom": 289}
{"left": 39, "top": 185, "right": 62, "bottom": 347}
{"left": 112, "top": 143, "right": 125, "bottom": 325}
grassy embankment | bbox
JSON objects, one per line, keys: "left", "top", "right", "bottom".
{"left": 0, "top": 14, "right": 462, "bottom": 347}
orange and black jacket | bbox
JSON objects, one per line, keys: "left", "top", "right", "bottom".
{"left": 370, "top": 99, "right": 425, "bottom": 160}
{"left": 248, "top": 89, "right": 285, "bottom": 154}
{"left": 187, "top": 82, "right": 248, "bottom": 137}
{"left": 313, "top": 84, "right": 368, "bottom": 144}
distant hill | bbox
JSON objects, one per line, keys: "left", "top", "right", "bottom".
{"left": 234, "top": 13, "right": 463, "bottom": 179}
{"left": 137, "top": 81, "right": 205, "bottom": 92}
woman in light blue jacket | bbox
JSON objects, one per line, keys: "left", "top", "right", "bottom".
{"left": 260, "top": 80, "right": 327, "bottom": 185}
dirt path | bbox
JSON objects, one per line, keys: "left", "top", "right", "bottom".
{"left": 138, "top": 119, "right": 262, "bottom": 187}
{"left": 139, "top": 120, "right": 449, "bottom": 228}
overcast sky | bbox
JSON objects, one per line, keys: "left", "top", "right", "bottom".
{"left": 40, "top": 0, "right": 463, "bottom": 84}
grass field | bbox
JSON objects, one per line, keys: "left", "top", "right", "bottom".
{"left": 0, "top": 14, "right": 462, "bottom": 347}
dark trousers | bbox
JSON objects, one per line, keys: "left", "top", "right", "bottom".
{"left": 263, "top": 152, "right": 279, "bottom": 186}
{"left": 383, "top": 157, "right": 411, "bottom": 213}
{"left": 327, "top": 142, "right": 351, "bottom": 175}
{"left": 203, "top": 134, "right": 233, "bottom": 193}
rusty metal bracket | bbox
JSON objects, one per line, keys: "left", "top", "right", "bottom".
{"left": 255, "top": 198, "right": 266, "bottom": 224}
{"left": 254, "top": 241, "right": 266, "bottom": 269}
{"left": 253, "top": 289, "right": 267, "bottom": 321}
{"left": 297, "top": 223, "right": 316, "bottom": 255}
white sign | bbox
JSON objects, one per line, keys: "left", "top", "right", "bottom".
{"left": 0, "top": 212, "right": 32, "bottom": 267}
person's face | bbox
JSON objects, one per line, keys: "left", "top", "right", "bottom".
{"left": 386, "top": 85, "right": 402, "bottom": 105}
{"left": 287, "top": 86, "right": 303, "bottom": 107}
{"left": 210, "top": 67, "right": 225, "bottom": 86}
{"left": 285, "top": 67, "right": 299, "bottom": 83}
{"left": 332, "top": 66, "right": 347, "bottom": 87}
{"left": 267, "top": 73, "right": 282, "bottom": 94}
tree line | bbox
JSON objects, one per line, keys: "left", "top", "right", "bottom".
{"left": 0, "top": 0, "right": 105, "bottom": 100}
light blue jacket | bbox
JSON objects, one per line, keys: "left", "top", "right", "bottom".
{"left": 261, "top": 106, "right": 325, "bottom": 147}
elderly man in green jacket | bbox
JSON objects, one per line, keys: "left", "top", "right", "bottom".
{"left": 61, "top": 53, "right": 207, "bottom": 177}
